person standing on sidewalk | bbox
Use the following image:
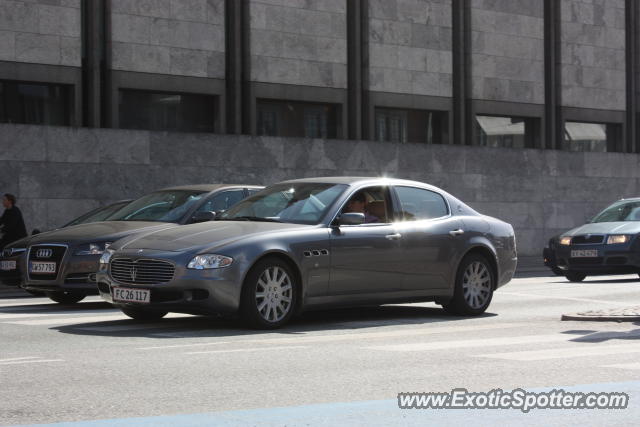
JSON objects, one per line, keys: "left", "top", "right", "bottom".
{"left": 0, "top": 193, "right": 27, "bottom": 250}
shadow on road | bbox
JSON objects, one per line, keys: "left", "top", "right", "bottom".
{"left": 51, "top": 304, "right": 498, "bottom": 339}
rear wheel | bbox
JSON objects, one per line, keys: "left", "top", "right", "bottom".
{"left": 46, "top": 291, "right": 85, "bottom": 304}
{"left": 442, "top": 254, "right": 495, "bottom": 316}
{"left": 240, "top": 257, "right": 297, "bottom": 329}
{"left": 121, "top": 307, "right": 167, "bottom": 321}
{"left": 565, "top": 272, "right": 586, "bottom": 282}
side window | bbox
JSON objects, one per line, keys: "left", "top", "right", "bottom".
{"left": 341, "top": 186, "right": 391, "bottom": 224}
{"left": 197, "top": 190, "right": 245, "bottom": 213}
{"left": 395, "top": 186, "right": 448, "bottom": 221}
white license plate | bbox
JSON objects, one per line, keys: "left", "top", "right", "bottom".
{"left": 112, "top": 287, "right": 150, "bottom": 304}
{"left": 29, "top": 261, "right": 56, "bottom": 274}
{"left": 0, "top": 260, "right": 16, "bottom": 271}
{"left": 571, "top": 249, "right": 599, "bottom": 258}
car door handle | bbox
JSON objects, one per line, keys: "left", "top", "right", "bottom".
{"left": 385, "top": 233, "right": 402, "bottom": 240}
{"left": 449, "top": 229, "right": 465, "bottom": 236}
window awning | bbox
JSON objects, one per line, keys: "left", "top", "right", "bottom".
{"left": 565, "top": 122, "right": 606, "bottom": 141}
{"left": 476, "top": 116, "right": 524, "bottom": 136}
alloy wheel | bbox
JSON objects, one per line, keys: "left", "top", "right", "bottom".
{"left": 255, "top": 266, "right": 293, "bottom": 323}
{"left": 462, "top": 261, "right": 492, "bottom": 309}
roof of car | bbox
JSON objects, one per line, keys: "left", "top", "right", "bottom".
{"left": 278, "top": 176, "right": 432, "bottom": 187}
{"left": 159, "top": 184, "right": 264, "bottom": 192}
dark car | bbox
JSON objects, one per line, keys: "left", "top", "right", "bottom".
{"left": 97, "top": 177, "right": 517, "bottom": 329}
{"left": 543, "top": 237, "right": 563, "bottom": 276}
{"left": 0, "top": 200, "right": 132, "bottom": 290}
{"left": 552, "top": 197, "right": 640, "bottom": 282}
{"left": 20, "top": 184, "right": 262, "bottom": 303}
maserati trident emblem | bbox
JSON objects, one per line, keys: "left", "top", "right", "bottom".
{"left": 130, "top": 266, "right": 137, "bottom": 282}
{"left": 36, "top": 249, "right": 53, "bottom": 258}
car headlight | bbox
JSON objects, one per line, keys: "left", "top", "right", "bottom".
{"left": 606, "top": 235, "right": 629, "bottom": 245}
{"left": 2, "top": 247, "right": 25, "bottom": 257}
{"left": 75, "top": 242, "right": 111, "bottom": 256}
{"left": 99, "top": 248, "right": 115, "bottom": 265}
{"left": 559, "top": 236, "right": 572, "bottom": 245}
{"left": 187, "top": 254, "right": 233, "bottom": 270}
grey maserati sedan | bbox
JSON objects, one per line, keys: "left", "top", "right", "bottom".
{"left": 21, "top": 184, "right": 262, "bottom": 304}
{"left": 97, "top": 177, "right": 517, "bottom": 328}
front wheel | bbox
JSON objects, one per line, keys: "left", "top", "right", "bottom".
{"left": 121, "top": 307, "right": 168, "bottom": 321}
{"left": 46, "top": 291, "right": 85, "bottom": 304}
{"left": 442, "top": 254, "right": 495, "bottom": 316}
{"left": 240, "top": 258, "right": 297, "bottom": 329}
{"left": 565, "top": 272, "right": 586, "bottom": 282}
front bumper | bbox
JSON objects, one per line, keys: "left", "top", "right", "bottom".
{"left": 0, "top": 255, "right": 23, "bottom": 287}
{"left": 555, "top": 243, "right": 640, "bottom": 275}
{"left": 96, "top": 252, "right": 245, "bottom": 316}
{"left": 22, "top": 245, "right": 100, "bottom": 294}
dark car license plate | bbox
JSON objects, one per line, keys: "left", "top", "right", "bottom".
{"left": 571, "top": 249, "right": 599, "bottom": 258}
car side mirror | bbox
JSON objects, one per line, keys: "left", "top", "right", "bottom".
{"left": 191, "top": 211, "right": 216, "bottom": 223}
{"left": 337, "top": 213, "right": 365, "bottom": 226}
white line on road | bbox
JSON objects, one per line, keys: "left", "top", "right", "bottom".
{"left": 367, "top": 330, "right": 640, "bottom": 352}
{"left": 186, "top": 345, "right": 309, "bottom": 355}
{"left": 6, "top": 314, "right": 128, "bottom": 326}
{"left": 136, "top": 322, "right": 527, "bottom": 351}
{"left": 498, "top": 291, "right": 632, "bottom": 306}
{"left": 602, "top": 362, "right": 640, "bottom": 370}
{"left": 0, "top": 310, "right": 119, "bottom": 320}
{"left": 0, "top": 359, "right": 64, "bottom": 365}
{"left": 0, "top": 356, "right": 39, "bottom": 362}
{"left": 477, "top": 343, "right": 640, "bottom": 361}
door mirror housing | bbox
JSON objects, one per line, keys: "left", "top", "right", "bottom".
{"left": 191, "top": 211, "right": 216, "bottom": 223}
{"left": 337, "top": 212, "right": 365, "bottom": 226}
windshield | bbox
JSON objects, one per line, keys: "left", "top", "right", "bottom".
{"left": 591, "top": 200, "right": 640, "bottom": 223}
{"left": 106, "top": 190, "right": 206, "bottom": 223}
{"left": 64, "top": 201, "right": 132, "bottom": 227}
{"left": 219, "top": 183, "right": 348, "bottom": 225}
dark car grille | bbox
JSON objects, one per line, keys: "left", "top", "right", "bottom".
{"left": 110, "top": 258, "right": 175, "bottom": 285}
{"left": 28, "top": 245, "right": 67, "bottom": 280}
{"left": 571, "top": 235, "right": 605, "bottom": 245}
{"left": 569, "top": 257, "right": 603, "bottom": 266}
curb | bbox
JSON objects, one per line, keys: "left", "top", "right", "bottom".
{"left": 561, "top": 307, "right": 640, "bottom": 322}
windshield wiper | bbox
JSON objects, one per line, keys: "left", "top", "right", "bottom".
{"left": 220, "top": 216, "right": 281, "bottom": 223}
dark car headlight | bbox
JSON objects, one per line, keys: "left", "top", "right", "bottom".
{"left": 187, "top": 254, "right": 233, "bottom": 270}
{"left": 606, "top": 235, "right": 630, "bottom": 245}
{"left": 559, "top": 237, "right": 572, "bottom": 246}
{"left": 2, "top": 247, "right": 25, "bottom": 257}
{"left": 75, "top": 242, "right": 112, "bottom": 256}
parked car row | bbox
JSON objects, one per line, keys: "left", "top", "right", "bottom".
{"left": 543, "top": 197, "right": 640, "bottom": 282}
{"left": 1, "top": 177, "right": 518, "bottom": 328}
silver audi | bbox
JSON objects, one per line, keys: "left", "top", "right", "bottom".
{"left": 97, "top": 177, "right": 517, "bottom": 328}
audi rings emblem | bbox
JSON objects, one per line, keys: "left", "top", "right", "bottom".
{"left": 36, "top": 249, "right": 53, "bottom": 258}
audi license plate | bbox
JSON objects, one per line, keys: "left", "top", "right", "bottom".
{"left": 0, "top": 260, "right": 16, "bottom": 271}
{"left": 571, "top": 249, "right": 599, "bottom": 258}
{"left": 29, "top": 261, "right": 56, "bottom": 274}
{"left": 112, "top": 287, "right": 150, "bottom": 304}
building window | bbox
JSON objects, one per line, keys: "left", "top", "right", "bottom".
{"left": 256, "top": 99, "right": 341, "bottom": 139}
{"left": 0, "top": 80, "right": 72, "bottom": 126}
{"left": 475, "top": 115, "right": 540, "bottom": 149}
{"left": 375, "top": 108, "right": 448, "bottom": 144}
{"left": 119, "top": 90, "right": 217, "bottom": 132}
{"left": 563, "top": 121, "right": 622, "bottom": 152}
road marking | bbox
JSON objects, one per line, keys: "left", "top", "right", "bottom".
{"left": 135, "top": 322, "right": 528, "bottom": 350}
{"left": 498, "top": 291, "right": 632, "bottom": 306}
{"left": 477, "top": 343, "right": 640, "bottom": 361}
{"left": 0, "top": 297, "right": 104, "bottom": 308}
{"left": 367, "top": 329, "right": 640, "bottom": 352}
{"left": 5, "top": 314, "right": 128, "bottom": 326}
{"left": 186, "top": 345, "right": 309, "bottom": 355}
{"left": 0, "top": 310, "right": 119, "bottom": 320}
{"left": 0, "top": 359, "right": 64, "bottom": 365}
{"left": 0, "top": 356, "right": 39, "bottom": 362}
{"left": 603, "top": 362, "right": 640, "bottom": 370}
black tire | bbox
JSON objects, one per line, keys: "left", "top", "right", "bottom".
{"left": 25, "top": 289, "right": 46, "bottom": 297}
{"left": 121, "top": 307, "right": 168, "bottom": 321}
{"left": 442, "top": 254, "right": 495, "bottom": 316}
{"left": 565, "top": 272, "right": 586, "bottom": 282}
{"left": 46, "top": 291, "right": 86, "bottom": 304}
{"left": 240, "top": 257, "right": 298, "bottom": 329}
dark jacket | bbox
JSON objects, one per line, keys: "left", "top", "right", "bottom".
{"left": 0, "top": 206, "right": 28, "bottom": 247}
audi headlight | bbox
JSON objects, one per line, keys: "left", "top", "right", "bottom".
{"left": 2, "top": 247, "right": 25, "bottom": 257}
{"left": 187, "top": 254, "right": 233, "bottom": 270}
{"left": 606, "top": 235, "right": 629, "bottom": 245}
{"left": 99, "top": 248, "right": 115, "bottom": 265}
{"left": 75, "top": 242, "right": 111, "bottom": 256}
{"left": 559, "top": 236, "right": 572, "bottom": 246}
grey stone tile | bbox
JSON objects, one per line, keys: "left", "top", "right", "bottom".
{"left": 46, "top": 127, "right": 101, "bottom": 163}
{"left": 98, "top": 129, "right": 150, "bottom": 165}
{"left": 169, "top": 47, "right": 208, "bottom": 77}
{"left": 0, "top": 30, "right": 15, "bottom": 61}
{"left": 0, "top": 125, "right": 47, "bottom": 161}
{"left": 15, "top": 32, "right": 60, "bottom": 64}
{"left": 59, "top": 35, "right": 80, "bottom": 66}
{"left": 111, "top": 13, "right": 151, "bottom": 44}
{"left": 38, "top": 4, "right": 81, "bottom": 37}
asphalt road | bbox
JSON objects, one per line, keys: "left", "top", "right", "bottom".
{"left": 2, "top": 274, "right": 640, "bottom": 426}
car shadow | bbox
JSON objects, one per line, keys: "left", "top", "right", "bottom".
{"left": 563, "top": 323, "right": 640, "bottom": 343}
{"left": 0, "top": 301, "right": 114, "bottom": 314}
{"left": 549, "top": 278, "right": 639, "bottom": 285}
{"left": 52, "top": 304, "right": 498, "bottom": 339}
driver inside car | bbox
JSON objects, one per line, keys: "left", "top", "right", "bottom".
{"left": 343, "top": 192, "right": 379, "bottom": 223}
